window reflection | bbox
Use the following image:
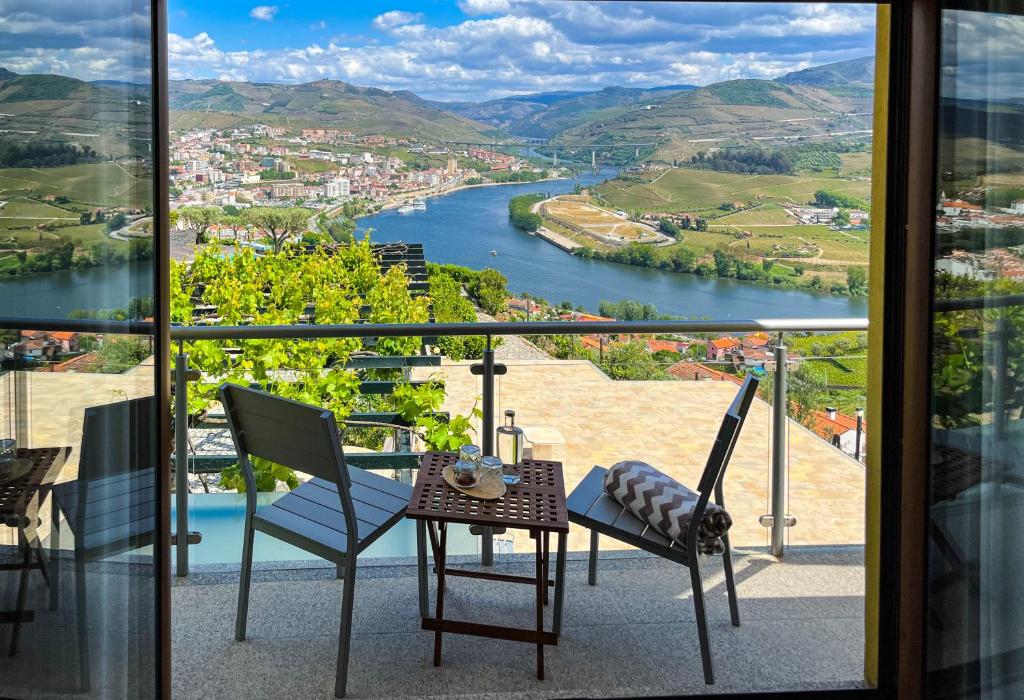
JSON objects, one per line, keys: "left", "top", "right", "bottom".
{"left": 929, "top": 6, "right": 1024, "bottom": 698}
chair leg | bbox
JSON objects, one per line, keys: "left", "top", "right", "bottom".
{"left": 689, "top": 558, "right": 715, "bottom": 685}
{"left": 721, "top": 533, "right": 740, "bottom": 627}
{"left": 587, "top": 530, "right": 599, "bottom": 586}
{"left": 8, "top": 531, "right": 31, "bottom": 656}
{"left": 49, "top": 503, "right": 60, "bottom": 612}
{"left": 235, "top": 515, "right": 256, "bottom": 641}
{"left": 75, "top": 550, "right": 91, "bottom": 693}
{"left": 416, "top": 520, "right": 429, "bottom": 618}
{"left": 335, "top": 555, "right": 357, "bottom": 699}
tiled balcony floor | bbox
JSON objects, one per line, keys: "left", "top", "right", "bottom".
{"left": 171, "top": 546, "right": 866, "bottom": 699}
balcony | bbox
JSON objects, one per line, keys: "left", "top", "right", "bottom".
{"left": 1, "top": 317, "right": 868, "bottom": 698}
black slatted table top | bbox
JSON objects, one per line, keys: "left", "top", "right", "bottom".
{"left": 407, "top": 452, "right": 569, "bottom": 533}
{"left": 0, "top": 448, "right": 70, "bottom": 527}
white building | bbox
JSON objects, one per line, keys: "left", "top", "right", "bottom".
{"left": 325, "top": 178, "right": 350, "bottom": 198}
{"left": 1012, "top": 199, "right": 1024, "bottom": 215}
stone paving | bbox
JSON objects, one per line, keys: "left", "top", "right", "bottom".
{"left": 414, "top": 359, "right": 866, "bottom": 553}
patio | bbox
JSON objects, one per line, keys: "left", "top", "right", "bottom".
{"left": 169, "top": 546, "right": 865, "bottom": 698}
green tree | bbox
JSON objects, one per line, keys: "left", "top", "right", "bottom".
{"left": 599, "top": 342, "right": 666, "bottom": 380}
{"left": 178, "top": 206, "right": 222, "bottom": 245}
{"left": 832, "top": 209, "right": 851, "bottom": 227}
{"left": 659, "top": 218, "right": 681, "bottom": 237}
{"left": 470, "top": 268, "right": 508, "bottom": 315}
{"left": 242, "top": 207, "right": 311, "bottom": 253}
{"left": 713, "top": 250, "right": 732, "bottom": 277}
{"left": 847, "top": 266, "right": 868, "bottom": 296}
{"left": 94, "top": 336, "right": 151, "bottom": 373}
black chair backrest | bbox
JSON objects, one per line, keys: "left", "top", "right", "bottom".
{"left": 219, "top": 384, "right": 357, "bottom": 538}
{"left": 80, "top": 396, "right": 158, "bottom": 481}
{"left": 686, "top": 375, "right": 759, "bottom": 554}
{"left": 696, "top": 374, "right": 759, "bottom": 497}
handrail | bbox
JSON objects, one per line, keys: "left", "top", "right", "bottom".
{"left": 934, "top": 294, "right": 1024, "bottom": 312}
{"left": 0, "top": 317, "right": 867, "bottom": 337}
{"left": 168, "top": 318, "right": 867, "bottom": 340}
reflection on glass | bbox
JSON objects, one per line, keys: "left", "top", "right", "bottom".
{"left": 0, "top": 1, "right": 158, "bottom": 697}
{"left": 929, "top": 5, "right": 1024, "bottom": 697}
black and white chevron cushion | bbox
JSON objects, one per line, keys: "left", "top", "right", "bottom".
{"left": 603, "top": 460, "right": 732, "bottom": 554}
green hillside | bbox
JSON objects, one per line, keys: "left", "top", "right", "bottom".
{"left": 167, "top": 78, "right": 493, "bottom": 141}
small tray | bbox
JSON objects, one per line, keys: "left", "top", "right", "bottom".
{"left": 442, "top": 464, "right": 506, "bottom": 501}
{"left": 0, "top": 459, "right": 33, "bottom": 486}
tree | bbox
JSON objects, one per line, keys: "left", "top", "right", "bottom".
{"left": 659, "top": 218, "right": 681, "bottom": 237}
{"left": 221, "top": 214, "right": 247, "bottom": 241}
{"left": 177, "top": 206, "right": 222, "bottom": 244}
{"left": 599, "top": 342, "right": 666, "bottom": 380}
{"left": 713, "top": 250, "right": 732, "bottom": 277}
{"left": 688, "top": 343, "right": 708, "bottom": 359}
{"left": 832, "top": 209, "right": 851, "bottom": 227}
{"left": 323, "top": 217, "right": 356, "bottom": 244}
{"left": 242, "top": 207, "right": 311, "bottom": 253}
{"left": 847, "top": 266, "right": 868, "bottom": 296}
{"left": 470, "top": 268, "right": 508, "bottom": 315}
{"left": 695, "top": 217, "right": 708, "bottom": 232}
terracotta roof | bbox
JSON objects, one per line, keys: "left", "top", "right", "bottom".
{"left": 806, "top": 409, "right": 866, "bottom": 440}
{"left": 50, "top": 331, "right": 79, "bottom": 341}
{"left": 646, "top": 339, "right": 681, "bottom": 354}
{"left": 710, "top": 337, "right": 740, "bottom": 350}
{"left": 666, "top": 360, "right": 743, "bottom": 386}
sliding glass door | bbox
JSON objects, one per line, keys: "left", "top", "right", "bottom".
{"left": 927, "top": 2, "right": 1024, "bottom": 697}
{"left": 0, "top": 1, "right": 166, "bottom": 697}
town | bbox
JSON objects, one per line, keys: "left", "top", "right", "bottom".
{"left": 169, "top": 123, "right": 547, "bottom": 216}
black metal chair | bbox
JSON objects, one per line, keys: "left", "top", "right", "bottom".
{"left": 220, "top": 384, "right": 414, "bottom": 699}
{"left": 566, "top": 374, "right": 759, "bottom": 685}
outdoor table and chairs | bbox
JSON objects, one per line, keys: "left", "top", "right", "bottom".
{"left": 1, "top": 446, "right": 69, "bottom": 656}
{"left": 406, "top": 451, "right": 569, "bottom": 681}
{"left": 218, "top": 378, "right": 756, "bottom": 696}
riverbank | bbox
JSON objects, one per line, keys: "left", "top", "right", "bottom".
{"left": 374, "top": 172, "right": 571, "bottom": 215}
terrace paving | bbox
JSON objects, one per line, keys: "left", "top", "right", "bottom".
{"left": 414, "top": 359, "right": 866, "bottom": 554}
{"left": 167, "top": 547, "right": 866, "bottom": 699}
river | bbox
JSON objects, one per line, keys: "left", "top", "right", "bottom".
{"left": 356, "top": 169, "right": 868, "bottom": 319}
{"left": 0, "top": 169, "right": 867, "bottom": 320}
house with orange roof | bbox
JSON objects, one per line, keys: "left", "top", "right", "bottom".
{"left": 646, "top": 339, "right": 683, "bottom": 355}
{"left": 806, "top": 407, "right": 866, "bottom": 462}
{"left": 705, "top": 336, "right": 741, "bottom": 362}
{"left": 666, "top": 360, "right": 743, "bottom": 386}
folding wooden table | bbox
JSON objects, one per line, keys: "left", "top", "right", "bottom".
{"left": 406, "top": 451, "right": 569, "bottom": 680}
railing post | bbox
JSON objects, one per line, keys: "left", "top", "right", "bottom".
{"left": 994, "top": 314, "right": 1008, "bottom": 440}
{"left": 771, "top": 340, "right": 788, "bottom": 558}
{"left": 480, "top": 335, "right": 496, "bottom": 566}
{"left": 174, "top": 344, "right": 190, "bottom": 576}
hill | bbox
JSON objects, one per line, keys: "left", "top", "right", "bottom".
{"left": 778, "top": 56, "right": 874, "bottom": 90}
{"left": 556, "top": 74, "right": 873, "bottom": 161}
{"left": 429, "top": 84, "right": 697, "bottom": 135}
{"left": 167, "top": 78, "right": 493, "bottom": 141}
{"left": 0, "top": 71, "right": 151, "bottom": 158}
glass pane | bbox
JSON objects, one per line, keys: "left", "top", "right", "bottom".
{"left": 0, "top": 1, "right": 159, "bottom": 697}
{"left": 928, "top": 4, "right": 1024, "bottom": 697}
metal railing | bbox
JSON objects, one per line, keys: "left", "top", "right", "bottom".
{"left": 167, "top": 317, "right": 867, "bottom": 573}
{"left": 0, "top": 315, "right": 868, "bottom": 573}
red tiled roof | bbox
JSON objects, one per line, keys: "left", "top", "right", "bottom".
{"left": 666, "top": 360, "right": 743, "bottom": 386}
{"left": 710, "top": 337, "right": 740, "bottom": 350}
{"left": 806, "top": 409, "right": 866, "bottom": 440}
{"left": 646, "top": 339, "right": 681, "bottom": 354}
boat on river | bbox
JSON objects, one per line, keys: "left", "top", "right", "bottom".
{"left": 412, "top": 197, "right": 427, "bottom": 210}
{"left": 397, "top": 204, "right": 415, "bottom": 214}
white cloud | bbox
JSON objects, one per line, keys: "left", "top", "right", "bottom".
{"left": 249, "top": 5, "right": 278, "bottom": 22}
{"left": 372, "top": 11, "right": 424, "bottom": 31}
{"left": 458, "top": 0, "right": 512, "bottom": 16}
{"left": 310, "top": 20, "right": 327, "bottom": 31}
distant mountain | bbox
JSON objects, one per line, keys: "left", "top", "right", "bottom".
{"left": 167, "top": 78, "right": 493, "bottom": 141}
{"left": 0, "top": 67, "right": 19, "bottom": 81}
{"left": 556, "top": 73, "right": 874, "bottom": 161}
{"left": 0, "top": 73, "right": 150, "bottom": 157}
{"left": 428, "top": 83, "right": 697, "bottom": 136}
{"left": 777, "top": 56, "right": 874, "bottom": 91}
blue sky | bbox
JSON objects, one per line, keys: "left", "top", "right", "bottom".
{"left": 0, "top": 1, "right": 881, "bottom": 101}
{"left": 163, "top": 1, "right": 877, "bottom": 100}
